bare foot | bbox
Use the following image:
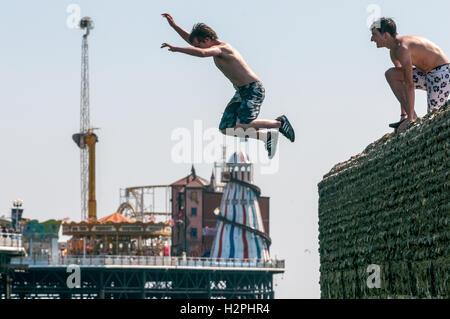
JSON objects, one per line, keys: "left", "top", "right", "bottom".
{"left": 399, "top": 112, "right": 417, "bottom": 121}
{"left": 397, "top": 118, "right": 414, "bottom": 132}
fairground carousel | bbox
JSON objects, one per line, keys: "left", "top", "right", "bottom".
{"left": 62, "top": 203, "right": 171, "bottom": 256}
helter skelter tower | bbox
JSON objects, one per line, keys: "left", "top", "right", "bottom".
{"left": 211, "top": 151, "right": 271, "bottom": 260}
{"left": 72, "top": 17, "right": 98, "bottom": 221}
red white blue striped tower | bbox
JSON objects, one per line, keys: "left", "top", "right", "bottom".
{"left": 211, "top": 151, "right": 270, "bottom": 261}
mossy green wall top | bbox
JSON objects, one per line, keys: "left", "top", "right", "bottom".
{"left": 318, "top": 104, "right": 449, "bottom": 298}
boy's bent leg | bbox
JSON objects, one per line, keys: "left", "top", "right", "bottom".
{"left": 220, "top": 126, "right": 279, "bottom": 158}
{"left": 385, "top": 68, "right": 407, "bottom": 114}
{"left": 385, "top": 67, "right": 417, "bottom": 120}
{"left": 235, "top": 119, "right": 281, "bottom": 130}
{"left": 221, "top": 125, "right": 268, "bottom": 141}
{"left": 390, "top": 67, "right": 426, "bottom": 129}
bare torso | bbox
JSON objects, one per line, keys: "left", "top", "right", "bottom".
{"left": 212, "top": 42, "right": 260, "bottom": 87}
{"left": 394, "top": 36, "right": 449, "bottom": 73}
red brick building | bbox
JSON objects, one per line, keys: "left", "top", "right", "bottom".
{"left": 170, "top": 167, "right": 270, "bottom": 257}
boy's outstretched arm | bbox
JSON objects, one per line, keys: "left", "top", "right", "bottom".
{"left": 161, "top": 13, "right": 191, "bottom": 44}
{"left": 161, "top": 43, "right": 221, "bottom": 58}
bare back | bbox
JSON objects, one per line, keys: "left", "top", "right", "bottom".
{"left": 396, "top": 35, "right": 449, "bottom": 73}
{"left": 213, "top": 42, "right": 260, "bottom": 87}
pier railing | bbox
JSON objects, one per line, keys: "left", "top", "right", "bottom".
{"left": 0, "top": 232, "right": 23, "bottom": 250}
{"left": 12, "top": 255, "right": 285, "bottom": 270}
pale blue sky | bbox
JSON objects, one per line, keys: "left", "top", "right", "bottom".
{"left": 1, "top": 0, "right": 449, "bottom": 298}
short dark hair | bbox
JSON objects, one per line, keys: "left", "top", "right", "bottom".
{"left": 189, "top": 23, "right": 218, "bottom": 44}
{"left": 371, "top": 17, "right": 397, "bottom": 37}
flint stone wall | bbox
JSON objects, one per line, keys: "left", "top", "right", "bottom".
{"left": 318, "top": 103, "right": 449, "bottom": 298}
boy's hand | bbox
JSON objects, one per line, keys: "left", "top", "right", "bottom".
{"left": 161, "top": 13, "right": 176, "bottom": 27}
{"left": 161, "top": 13, "right": 191, "bottom": 44}
{"left": 161, "top": 43, "right": 177, "bottom": 52}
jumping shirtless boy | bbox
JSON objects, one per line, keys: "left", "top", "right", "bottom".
{"left": 161, "top": 13, "right": 295, "bottom": 158}
{"left": 370, "top": 18, "right": 450, "bottom": 132}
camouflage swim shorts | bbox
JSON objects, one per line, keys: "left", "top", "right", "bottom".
{"left": 218, "top": 81, "right": 265, "bottom": 130}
